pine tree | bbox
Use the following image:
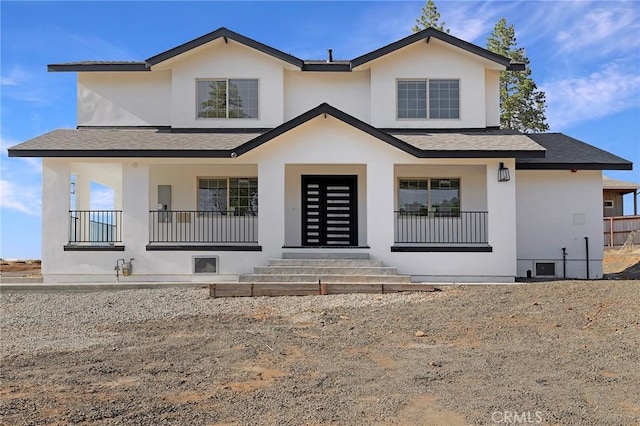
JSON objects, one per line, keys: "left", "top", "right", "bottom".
{"left": 412, "top": 0, "right": 449, "bottom": 33}
{"left": 487, "top": 18, "right": 549, "bottom": 133}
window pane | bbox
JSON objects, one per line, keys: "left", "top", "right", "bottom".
{"left": 398, "top": 179, "right": 428, "bottom": 214}
{"left": 429, "top": 79, "right": 460, "bottom": 119}
{"left": 229, "top": 177, "right": 258, "bottom": 215}
{"left": 430, "top": 178, "right": 460, "bottom": 216}
{"left": 198, "top": 178, "right": 227, "bottom": 212}
{"left": 229, "top": 79, "right": 259, "bottom": 119}
{"left": 398, "top": 80, "right": 427, "bottom": 119}
{"left": 197, "top": 80, "right": 227, "bottom": 118}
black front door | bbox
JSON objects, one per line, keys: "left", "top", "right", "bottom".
{"left": 302, "top": 175, "right": 358, "bottom": 246}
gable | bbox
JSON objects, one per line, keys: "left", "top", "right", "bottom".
{"left": 147, "top": 27, "right": 303, "bottom": 69}
{"left": 351, "top": 28, "right": 522, "bottom": 71}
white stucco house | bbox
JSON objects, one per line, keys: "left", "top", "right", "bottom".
{"left": 8, "top": 27, "right": 632, "bottom": 284}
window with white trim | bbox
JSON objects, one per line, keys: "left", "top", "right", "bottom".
{"left": 197, "top": 79, "right": 258, "bottom": 119}
{"left": 397, "top": 79, "right": 459, "bottom": 119}
{"left": 398, "top": 178, "right": 460, "bottom": 216}
{"left": 198, "top": 177, "right": 258, "bottom": 215}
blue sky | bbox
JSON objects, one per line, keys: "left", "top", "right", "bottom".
{"left": 1, "top": 1, "right": 639, "bottom": 259}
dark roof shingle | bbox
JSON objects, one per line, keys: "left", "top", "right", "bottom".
{"left": 517, "top": 133, "right": 632, "bottom": 170}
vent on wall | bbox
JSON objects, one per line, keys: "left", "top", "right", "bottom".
{"left": 193, "top": 256, "right": 218, "bottom": 274}
{"left": 535, "top": 262, "right": 556, "bottom": 276}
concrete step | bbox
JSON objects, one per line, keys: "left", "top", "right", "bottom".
{"left": 253, "top": 266, "right": 398, "bottom": 275}
{"left": 268, "top": 259, "right": 383, "bottom": 267}
{"left": 282, "top": 252, "right": 370, "bottom": 260}
{"left": 238, "top": 274, "right": 412, "bottom": 283}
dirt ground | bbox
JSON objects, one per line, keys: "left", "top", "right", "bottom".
{"left": 0, "top": 260, "right": 41, "bottom": 278}
{"left": 2, "top": 252, "right": 639, "bottom": 424}
{"left": 2, "top": 280, "right": 640, "bottom": 425}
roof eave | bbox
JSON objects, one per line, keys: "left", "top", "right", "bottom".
{"left": 8, "top": 149, "right": 235, "bottom": 158}
{"left": 516, "top": 162, "right": 633, "bottom": 171}
{"left": 48, "top": 63, "right": 149, "bottom": 72}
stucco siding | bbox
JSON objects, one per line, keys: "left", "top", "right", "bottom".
{"left": 516, "top": 170, "right": 604, "bottom": 278}
{"left": 283, "top": 70, "right": 371, "bottom": 122}
{"left": 169, "top": 39, "right": 285, "bottom": 128}
{"left": 369, "top": 39, "right": 488, "bottom": 129}
{"left": 78, "top": 72, "right": 171, "bottom": 126}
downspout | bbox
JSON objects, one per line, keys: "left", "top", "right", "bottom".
{"left": 562, "top": 247, "right": 567, "bottom": 279}
{"left": 584, "top": 237, "right": 590, "bottom": 279}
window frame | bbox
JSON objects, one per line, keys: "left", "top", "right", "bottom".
{"left": 397, "top": 177, "right": 461, "bottom": 217}
{"left": 197, "top": 177, "right": 258, "bottom": 216}
{"left": 396, "top": 78, "right": 460, "bottom": 121}
{"left": 196, "top": 78, "right": 260, "bottom": 120}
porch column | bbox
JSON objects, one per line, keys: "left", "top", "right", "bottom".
{"left": 258, "top": 159, "right": 285, "bottom": 258}
{"left": 367, "top": 161, "right": 395, "bottom": 256}
{"left": 486, "top": 159, "right": 517, "bottom": 277}
{"left": 42, "top": 159, "right": 71, "bottom": 277}
{"left": 122, "top": 162, "right": 149, "bottom": 253}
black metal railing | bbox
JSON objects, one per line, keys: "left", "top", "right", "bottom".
{"left": 149, "top": 210, "right": 258, "bottom": 244}
{"left": 394, "top": 210, "right": 488, "bottom": 244}
{"left": 69, "top": 210, "right": 122, "bottom": 244}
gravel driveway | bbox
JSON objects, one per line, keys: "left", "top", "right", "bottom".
{"left": 1, "top": 281, "right": 639, "bottom": 425}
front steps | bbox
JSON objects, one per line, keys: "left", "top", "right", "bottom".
{"left": 209, "top": 253, "right": 435, "bottom": 297}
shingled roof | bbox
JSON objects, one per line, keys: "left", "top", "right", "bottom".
{"left": 603, "top": 176, "right": 640, "bottom": 190}
{"left": 8, "top": 104, "right": 545, "bottom": 159}
{"left": 516, "top": 133, "right": 632, "bottom": 170}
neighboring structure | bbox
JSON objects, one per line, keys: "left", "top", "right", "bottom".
{"left": 8, "top": 27, "right": 632, "bottom": 283}
{"left": 602, "top": 176, "right": 640, "bottom": 247}
{"left": 603, "top": 176, "right": 639, "bottom": 217}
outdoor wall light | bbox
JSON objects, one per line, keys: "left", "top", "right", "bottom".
{"left": 498, "top": 162, "right": 511, "bottom": 182}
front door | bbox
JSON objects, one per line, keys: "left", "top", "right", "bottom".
{"left": 302, "top": 175, "right": 358, "bottom": 246}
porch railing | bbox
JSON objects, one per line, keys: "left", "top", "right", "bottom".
{"left": 69, "top": 210, "right": 122, "bottom": 244}
{"left": 394, "top": 210, "right": 488, "bottom": 244}
{"left": 149, "top": 210, "right": 258, "bottom": 244}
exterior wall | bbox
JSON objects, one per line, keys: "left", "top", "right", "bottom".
{"left": 368, "top": 40, "right": 491, "bottom": 129}
{"left": 484, "top": 70, "right": 500, "bottom": 127}
{"left": 77, "top": 72, "right": 171, "bottom": 126}
{"left": 283, "top": 70, "right": 371, "bottom": 122}
{"left": 168, "top": 39, "right": 285, "bottom": 128}
{"left": 516, "top": 170, "right": 604, "bottom": 279}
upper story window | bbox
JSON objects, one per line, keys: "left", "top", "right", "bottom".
{"left": 197, "top": 79, "right": 259, "bottom": 119}
{"left": 397, "top": 79, "right": 459, "bottom": 120}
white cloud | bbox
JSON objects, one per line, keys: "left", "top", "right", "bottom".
{"left": 0, "top": 179, "right": 41, "bottom": 216}
{"left": 556, "top": 5, "right": 640, "bottom": 56}
{"left": 90, "top": 186, "right": 115, "bottom": 210}
{"left": 541, "top": 61, "right": 640, "bottom": 130}
{"left": 0, "top": 65, "right": 33, "bottom": 86}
